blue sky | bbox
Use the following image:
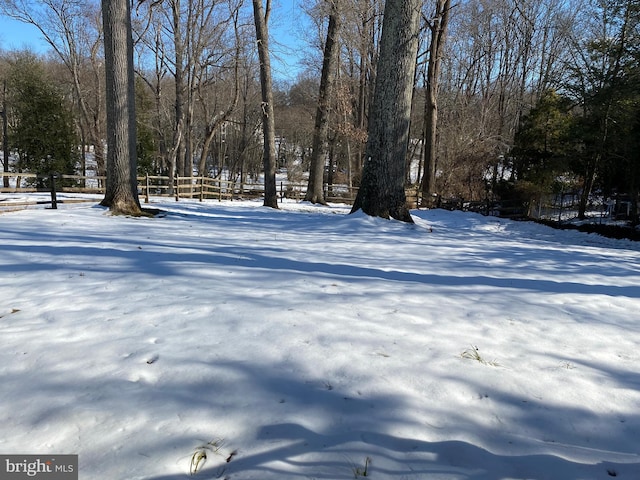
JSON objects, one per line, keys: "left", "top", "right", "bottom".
{"left": 0, "top": 16, "right": 49, "bottom": 52}
{"left": 0, "top": 1, "right": 308, "bottom": 83}
{"left": 268, "top": 0, "right": 310, "bottom": 81}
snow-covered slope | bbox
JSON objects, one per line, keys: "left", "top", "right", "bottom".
{"left": 1, "top": 199, "right": 639, "bottom": 479}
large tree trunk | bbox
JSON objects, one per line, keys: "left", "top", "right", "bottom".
{"left": 350, "top": 0, "right": 422, "bottom": 222}
{"left": 252, "top": 0, "right": 278, "bottom": 208}
{"left": 420, "top": 0, "right": 451, "bottom": 207}
{"left": 305, "top": 0, "right": 341, "bottom": 205}
{"left": 2, "top": 81, "right": 9, "bottom": 188}
{"left": 100, "top": 0, "right": 141, "bottom": 215}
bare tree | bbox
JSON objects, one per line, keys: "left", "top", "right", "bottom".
{"left": 338, "top": 0, "right": 384, "bottom": 185}
{"left": 420, "top": 0, "right": 451, "bottom": 205}
{"left": 424, "top": 0, "right": 578, "bottom": 200}
{"left": 132, "top": 6, "right": 171, "bottom": 175}
{"left": 134, "top": 0, "right": 195, "bottom": 179}
{"left": 0, "top": 0, "right": 106, "bottom": 178}
{"left": 195, "top": 2, "right": 243, "bottom": 176}
{"left": 100, "top": 0, "right": 141, "bottom": 215}
{"left": 350, "top": 0, "right": 422, "bottom": 222}
{"left": 252, "top": 0, "right": 278, "bottom": 208}
{"left": 305, "top": 0, "right": 341, "bottom": 204}
{"left": 133, "top": 0, "right": 251, "bottom": 183}
{"left": 2, "top": 81, "right": 8, "bottom": 188}
{"left": 165, "top": 0, "right": 187, "bottom": 179}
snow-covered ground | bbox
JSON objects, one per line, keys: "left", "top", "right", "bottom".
{"left": 1, "top": 197, "right": 639, "bottom": 479}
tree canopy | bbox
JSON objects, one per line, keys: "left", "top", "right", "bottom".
{"left": 0, "top": 0, "right": 638, "bottom": 222}
{"left": 6, "top": 52, "right": 77, "bottom": 184}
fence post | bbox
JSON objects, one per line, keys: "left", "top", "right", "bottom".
{"left": 175, "top": 174, "right": 179, "bottom": 202}
{"left": 49, "top": 173, "right": 58, "bottom": 209}
{"left": 145, "top": 174, "right": 150, "bottom": 203}
{"left": 558, "top": 191, "right": 564, "bottom": 223}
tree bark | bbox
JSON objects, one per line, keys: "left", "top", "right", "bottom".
{"left": 305, "top": 0, "right": 341, "bottom": 205}
{"left": 252, "top": 0, "right": 278, "bottom": 208}
{"left": 100, "top": 0, "right": 142, "bottom": 215}
{"left": 420, "top": 0, "right": 451, "bottom": 206}
{"left": 2, "top": 81, "right": 9, "bottom": 188}
{"left": 350, "top": 0, "right": 422, "bottom": 222}
{"left": 169, "top": 0, "right": 186, "bottom": 181}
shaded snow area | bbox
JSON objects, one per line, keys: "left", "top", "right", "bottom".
{"left": 1, "top": 199, "right": 639, "bottom": 479}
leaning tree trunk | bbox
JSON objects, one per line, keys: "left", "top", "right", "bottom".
{"left": 305, "top": 0, "right": 341, "bottom": 205}
{"left": 350, "top": 0, "right": 422, "bottom": 223}
{"left": 252, "top": 0, "right": 278, "bottom": 208}
{"left": 100, "top": 0, "right": 141, "bottom": 215}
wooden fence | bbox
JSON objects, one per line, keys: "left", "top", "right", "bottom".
{"left": 1, "top": 172, "right": 424, "bottom": 207}
{"left": 140, "top": 175, "right": 365, "bottom": 204}
{"left": 0, "top": 172, "right": 103, "bottom": 210}
{"left": 3, "top": 171, "right": 561, "bottom": 222}
{"left": 0, "top": 172, "right": 429, "bottom": 215}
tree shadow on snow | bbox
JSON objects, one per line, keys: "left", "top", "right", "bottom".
{"left": 4, "top": 331, "right": 638, "bottom": 479}
{"left": 3, "top": 204, "right": 639, "bottom": 299}
{"left": 135, "top": 360, "right": 639, "bottom": 480}
{"left": 145, "top": 424, "right": 638, "bottom": 479}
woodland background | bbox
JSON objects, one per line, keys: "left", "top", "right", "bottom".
{"left": 0, "top": 0, "right": 638, "bottom": 222}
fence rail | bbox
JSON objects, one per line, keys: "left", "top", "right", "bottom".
{"left": 1, "top": 172, "right": 425, "bottom": 208}
{"left": 1, "top": 172, "right": 366, "bottom": 208}
{"left": 3, "top": 172, "right": 567, "bottom": 221}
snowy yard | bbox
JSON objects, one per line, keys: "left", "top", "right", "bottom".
{"left": 1, "top": 198, "right": 639, "bottom": 479}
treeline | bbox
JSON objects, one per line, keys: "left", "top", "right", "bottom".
{"left": 0, "top": 0, "right": 638, "bottom": 221}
